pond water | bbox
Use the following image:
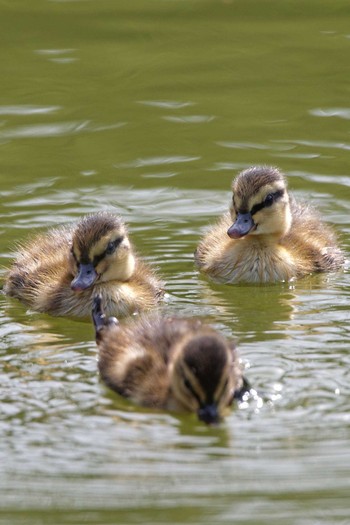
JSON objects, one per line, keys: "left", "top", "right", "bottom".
{"left": 1, "top": 1, "right": 350, "bottom": 524}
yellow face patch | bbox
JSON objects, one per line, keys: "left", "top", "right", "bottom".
{"left": 88, "top": 233, "right": 115, "bottom": 260}
{"left": 250, "top": 183, "right": 284, "bottom": 208}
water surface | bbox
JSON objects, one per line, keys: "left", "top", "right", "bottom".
{"left": 1, "top": 1, "right": 350, "bottom": 524}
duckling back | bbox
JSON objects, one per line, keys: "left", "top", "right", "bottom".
{"left": 93, "top": 296, "right": 246, "bottom": 423}
{"left": 4, "top": 226, "right": 74, "bottom": 308}
{"left": 96, "top": 312, "right": 200, "bottom": 407}
{"left": 284, "top": 197, "right": 344, "bottom": 274}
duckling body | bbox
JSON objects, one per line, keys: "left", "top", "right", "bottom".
{"left": 92, "top": 296, "right": 247, "bottom": 424}
{"left": 195, "top": 166, "right": 344, "bottom": 283}
{"left": 4, "top": 212, "right": 163, "bottom": 318}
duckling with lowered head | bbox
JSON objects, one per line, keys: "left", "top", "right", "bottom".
{"left": 92, "top": 295, "right": 248, "bottom": 424}
{"left": 195, "top": 166, "right": 344, "bottom": 283}
{"left": 4, "top": 212, "right": 163, "bottom": 318}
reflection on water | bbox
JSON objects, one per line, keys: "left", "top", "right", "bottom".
{"left": 1, "top": 0, "right": 350, "bottom": 523}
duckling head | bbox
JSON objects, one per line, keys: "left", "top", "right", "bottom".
{"left": 227, "top": 166, "right": 292, "bottom": 239}
{"left": 171, "top": 331, "right": 238, "bottom": 424}
{"left": 70, "top": 212, "right": 135, "bottom": 292}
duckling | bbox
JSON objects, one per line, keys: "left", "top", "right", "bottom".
{"left": 195, "top": 166, "right": 344, "bottom": 283}
{"left": 92, "top": 295, "right": 248, "bottom": 424}
{"left": 4, "top": 212, "right": 164, "bottom": 318}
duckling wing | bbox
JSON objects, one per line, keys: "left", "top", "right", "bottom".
{"left": 316, "top": 246, "right": 345, "bottom": 272}
{"left": 288, "top": 199, "right": 345, "bottom": 273}
{"left": 97, "top": 314, "right": 170, "bottom": 407}
{"left": 4, "top": 225, "right": 74, "bottom": 306}
{"left": 194, "top": 212, "right": 232, "bottom": 270}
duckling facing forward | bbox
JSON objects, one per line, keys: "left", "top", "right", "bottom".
{"left": 92, "top": 296, "right": 248, "bottom": 424}
{"left": 4, "top": 212, "right": 163, "bottom": 318}
{"left": 195, "top": 166, "right": 344, "bottom": 283}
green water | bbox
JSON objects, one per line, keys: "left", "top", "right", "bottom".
{"left": 1, "top": 1, "right": 350, "bottom": 524}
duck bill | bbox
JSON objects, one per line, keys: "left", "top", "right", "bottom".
{"left": 71, "top": 263, "right": 98, "bottom": 292}
{"left": 227, "top": 212, "right": 255, "bottom": 239}
{"left": 197, "top": 403, "right": 220, "bottom": 425}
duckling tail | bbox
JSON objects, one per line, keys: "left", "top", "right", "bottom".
{"left": 92, "top": 295, "right": 119, "bottom": 338}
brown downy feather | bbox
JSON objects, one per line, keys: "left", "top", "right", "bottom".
{"left": 4, "top": 212, "right": 164, "bottom": 318}
{"left": 94, "top": 301, "right": 247, "bottom": 423}
{"left": 195, "top": 166, "right": 344, "bottom": 283}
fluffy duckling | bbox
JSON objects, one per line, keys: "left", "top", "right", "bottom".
{"left": 4, "top": 212, "right": 163, "bottom": 318}
{"left": 92, "top": 295, "right": 248, "bottom": 424}
{"left": 195, "top": 166, "right": 344, "bottom": 283}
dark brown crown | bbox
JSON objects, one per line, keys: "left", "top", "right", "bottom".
{"left": 72, "top": 212, "right": 125, "bottom": 259}
{"left": 233, "top": 166, "right": 286, "bottom": 197}
{"left": 182, "top": 334, "right": 232, "bottom": 402}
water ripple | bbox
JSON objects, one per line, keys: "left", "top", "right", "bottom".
{"left": 116, "top": 155, "right": 200, "bottom": 168}
{"left": 207, "top": 162, "right": 250, "bottom": 171}
{"left": 289, "top": 170, "right": 350, "bottom": 187}
{"left": 137, "top": 100, "right": 194, "bottom": 109}
{"left": 0, "top": 105, "right": 61, "bottom": 116}
{"left": 163, "top": 115, "right": 215, "bottom": 123}
{"left": 0, "top": 121, "right": 125, "bottom": 140}
{"left": 216, "top": 141, "right": 269, "bottom": 150}
{"left": 273, "top": 139, "right": 350, "bottom": 151}
{"left": 310, "top": 107, "right": 350, "bottom": 119}
{"left": 35, "top": 48, "right": 76, "bottom": 55}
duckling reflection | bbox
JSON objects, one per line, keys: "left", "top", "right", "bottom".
{"left": 4, "top": 212, "right": 163, "bottom": 319}
{"left": 195, "top": 166, "right": 344, "bottom": 283}
{"left": 92, "top": 295, "right": 248, "bottom": 424}
{"left": 196, "top": 278, "right": 297, "bottom": 341}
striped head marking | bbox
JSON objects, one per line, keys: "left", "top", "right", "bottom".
{"left": 172, "top": 331, "right": 237, "bottom": 424}
{"left": 70, "top": 212, "right": 134, "bottom": 291}
{"left": 228, "top": 166, "right": 291, "bottom": 238}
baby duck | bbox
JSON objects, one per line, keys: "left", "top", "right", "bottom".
{"left": 4, "top": 212, "right": 163, "bottom": 318}
{"left": 92, "top": 295, "right": 248, "bottom": 424}
{"left": 195, "top": 166, "right": 344, "bottom": 283}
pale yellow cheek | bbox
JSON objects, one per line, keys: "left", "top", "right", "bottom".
{"left": 95, "top": 260, "right": 108, "bottom": 275}
{"left": 252, "top": 206, "right": 287, "bottom": 235}
{"left": 115, "top": 244, "right": 130, "bottom": 260}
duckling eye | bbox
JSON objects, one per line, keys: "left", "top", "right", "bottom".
{"left": 105, "top": 237, "right": 122, "bottom": 256}
{"left": 106, "top": 241, "right": 116, "bottom": 255}
{"left": 264, "top": 193, "right": 274, "bottom": 207}
{"left": 184, "top": 378, "right": 192, "bottom": 391}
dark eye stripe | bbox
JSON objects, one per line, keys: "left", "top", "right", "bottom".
{"left": 92, "top": 237, "right": 123, "bottom": 266}
{"left": 215, "top": 377, "right": 229, "bottom": 403}
{"left": 106, "top": 236, "right": 123, "bottom": 254}
{"left": 182, "top": 370, "right": 202, "bottom": 406}
{"left": 250, "top": 189, "right": 284, "bottom": 216}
